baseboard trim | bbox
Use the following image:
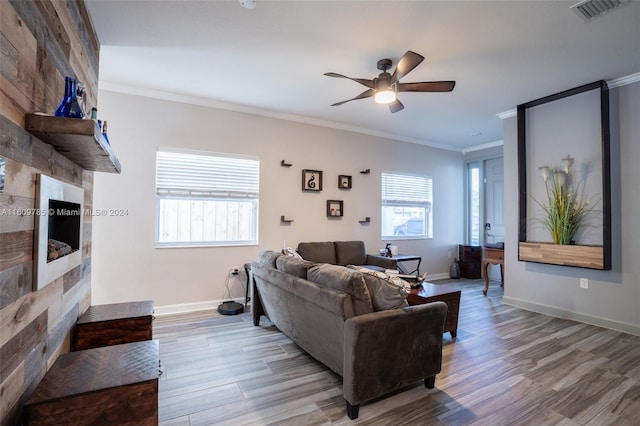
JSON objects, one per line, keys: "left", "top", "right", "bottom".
{"left": 154, "top": 298, "right": 246, "bottom": 316}
{"left": 427, "top": 272, "right": 451, "bottom": 281}
{"left": 502, "top": 296, "right": 640, "bottom": 336}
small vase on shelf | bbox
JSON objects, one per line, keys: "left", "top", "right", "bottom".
{"left": 54, "top": 76, "right": 84, "bottom": 119}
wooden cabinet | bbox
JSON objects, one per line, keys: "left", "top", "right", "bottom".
{"left": 24, "top": 114, "right": 121, "bottom": 173}
{"left": 73, "top": 300, "right": 153, "bottom": 351}
{"left": 24, "top": 340, "right": 159, "bottom": 425}
{"left": 458, "top": 245, "right": 482, "bottom": 278}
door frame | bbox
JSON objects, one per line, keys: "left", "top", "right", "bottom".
{"left": 463, "top": 146, "right": 504, "bottom": 246}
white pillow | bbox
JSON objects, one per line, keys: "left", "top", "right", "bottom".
{"left": 348, "top": 265, "right": 409, "bottom": 311}
{"left": 282, "top": 247, "right": 303, "bottom": 259}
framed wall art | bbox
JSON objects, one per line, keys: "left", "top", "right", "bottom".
{"left": 302, "top": 169, "right": 322, "bottom": 191}
{"left": 327, "top": 200, "right": 343, "bottom": 217}
{"left": 338, "top": 175, "right": 352, "bottom": 189}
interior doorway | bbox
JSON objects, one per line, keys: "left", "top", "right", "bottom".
{"left": 466, "top": 157, "right": 504, "bottom": 246}
{"left": 466, "top": 156, "right": 504, "bottom": 282}
{"left": 484, "top": 158, "right": 504, "bottom": 245}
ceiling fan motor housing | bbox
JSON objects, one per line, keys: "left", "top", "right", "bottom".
{"left": 377, "top": 58, "right": 393, "bottom": 71}
{"left": 374, "top": 72, "right": 394, "bottom": 92}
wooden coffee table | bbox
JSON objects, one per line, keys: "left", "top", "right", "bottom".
{"left": 407, "top": 282, "right": 461, "bottom": 338}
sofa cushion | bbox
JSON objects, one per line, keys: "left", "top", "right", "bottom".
{"left": 334, "top": 241, "right": 366, "bottom": 266}
{"left": 276, "top": 256, "right": 316, "bottom": 279}
{"left": 348, "top": 266, "right": 409, "bottom": 311}
{"left": 307, "top": 264, "right": 373, "bottom": 316}
{"left": 297, "top": 241, "right": 336, "bottom": 264}
{"left": 257, "top": 250, "right": 282, "bottom": 268}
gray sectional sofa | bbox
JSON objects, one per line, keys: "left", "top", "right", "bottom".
{"left": 251, "top": 249, "right": 448, "bottom": 420}
{"left": 296, "top": 240, "right": 397, "bottom": 271}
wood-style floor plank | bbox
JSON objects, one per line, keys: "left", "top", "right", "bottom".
{"left": 154, "top": 279, "right": 640, "bottom": 425}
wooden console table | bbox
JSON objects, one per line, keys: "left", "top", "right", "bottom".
{"left": 73, "top": 300, "right": 153, "bottom": 351}
{"left": 482, "top": 247, "right": 504, "bottom": 296}
{"left": 24, "top": 340, "right": 159, "bottom": 425}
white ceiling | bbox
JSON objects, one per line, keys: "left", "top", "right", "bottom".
{"left": 85, "top": 0, "right": 640, "bottom": 151}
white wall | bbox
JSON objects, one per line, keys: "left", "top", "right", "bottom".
{"left": 92, "top": 90, "right": 464, "bottom": 310}
{"left": 502, "top": 81, "right": 640, "bottom": 335}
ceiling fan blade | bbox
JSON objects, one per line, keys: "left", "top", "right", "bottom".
{"left": 398, "top": 81, "right": 456, "bottom": 92}
{"left": 391, "top": 51, "right": 424, "bottom": 83}
{"left": 389, "top": 99, "right": 404, "bottom": 113}
{"left": 324, "top": 72, "right": 374, "bottom": 88}
{"left": 330, "top": 89, "right": 374, "bottom": 106}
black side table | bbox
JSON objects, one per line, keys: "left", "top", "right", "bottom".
{"left": 391, "top": 254, "right": 422, "bottom": 275}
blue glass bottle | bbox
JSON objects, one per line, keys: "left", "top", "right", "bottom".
{"left": 54, "top": 77, "right": 85, "bottom": 118}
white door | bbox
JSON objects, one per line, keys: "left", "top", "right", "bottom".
{"left": 484, "top": 158, "right": 504, "bottom": 245}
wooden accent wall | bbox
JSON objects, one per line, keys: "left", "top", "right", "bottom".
{"left": 0, "top": 1, "right": 99, "bottom": 424}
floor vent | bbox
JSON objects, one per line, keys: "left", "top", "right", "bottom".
{"left": 571, "top": 0, "right": 630, "bottom": 21}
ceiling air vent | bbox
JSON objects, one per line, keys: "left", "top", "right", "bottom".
{"left": 571, "top": 0, "right": 630, "bottom": 21}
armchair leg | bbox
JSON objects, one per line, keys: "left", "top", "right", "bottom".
{"left": 424, "top": 376, "right": 436, "bottom": 389}
{"left": 346, "top": 401, "right": 360, "bottom": 420}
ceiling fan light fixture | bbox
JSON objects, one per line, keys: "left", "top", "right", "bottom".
{"left": 374, "top": 89, "right": 396, "bottom": 104}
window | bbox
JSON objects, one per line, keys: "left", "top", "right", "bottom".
{"left": 467, "top": 162, "right": 481, "bottom": 245}
{"left": 155, "top": 148, "right": 259, "bottom": 247}
{"left": 381, "top": 172, "right": 432, "bottom": 239}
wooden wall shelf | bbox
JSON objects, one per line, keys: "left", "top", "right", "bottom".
{"left": 25, "top": 114, "right": 122, "bottom": 173}
{"left": 519, "top": 241, "right": 604, "bottom": 269}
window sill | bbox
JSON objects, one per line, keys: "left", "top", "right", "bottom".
{"left": 155, "top": 242, "right": 258, "bottom": 249}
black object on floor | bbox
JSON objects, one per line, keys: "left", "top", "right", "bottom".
{"left": 218, "top": 301, "right": 244, "bottom": 315}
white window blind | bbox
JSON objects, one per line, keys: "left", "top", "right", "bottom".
{"left": 155, "top": 149, "right": 259, "bottom": 247}
{"left": 382, "top": 173, "right": 432, "bottom": 207}
{"left": 156, "top": 150, "right": 259, "bottom": 199}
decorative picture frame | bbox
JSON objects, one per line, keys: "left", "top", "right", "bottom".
{"left": 338, "top": 175, "right": 352, "bottom": 189}
{"left": 517, "top": 80, "right": 611, "bottom": 270}
{"left": 327, "top": 200, "right": 343, "bottom": 217}
{"left": 302, "top": 169, "right": 322, "bottom": 192}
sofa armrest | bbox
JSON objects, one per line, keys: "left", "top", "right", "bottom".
{"left": 364, "top": 254, "right": 397, "bottom": 270}
{"left": 343, "top": 302, "right": 447, "bottom": 407}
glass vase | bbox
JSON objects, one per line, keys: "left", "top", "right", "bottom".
{"left": 449, "top": 259, "right": 461, "bottom": 279}
{"left": 54, "top": 77, "right": 85, "bottom": 118}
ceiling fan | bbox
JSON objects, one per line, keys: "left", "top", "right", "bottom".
{"left": 324, "top": 51, "right": 455, "bottom": 113}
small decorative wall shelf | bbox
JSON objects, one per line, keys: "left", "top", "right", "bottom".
{"left": 327, "top": 200, "right": 343, "bottom": 217}
{"left": 280, "top": 216, "right": 294, "bottom": 224}
{"left": 338, "top": 175, "right": 352, "bottom": 189}
{"left": 359, "top": 217, "right": 371, "bottom": 224}
{"left": 280, "top": 160, "right": 292, "bottom": 167}
{"left": 360, "top": 169, "right": 370, "bottom": 174}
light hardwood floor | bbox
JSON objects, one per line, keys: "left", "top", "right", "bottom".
{"left": 154, "top": 279, "right": 640, "bottom": 425}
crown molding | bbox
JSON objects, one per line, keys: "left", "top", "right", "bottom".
{"left": 496, "top": 72, "right": 640, "bottom": 120}
{"left": 496, "top": 109, "right": 517, "bottom": 120}
{"left": 99, "top": 82, "right": 462, "bottom": 152}
{"left": 462, "top": 140, "right": 504, "bottom": 154}
{"left": 607, "top": 72, "right": 640, "bottom": 88}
